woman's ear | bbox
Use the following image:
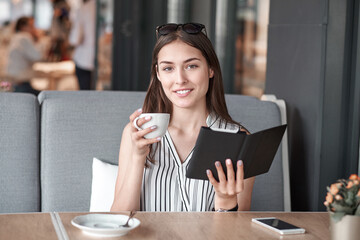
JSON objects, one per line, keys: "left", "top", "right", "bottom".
{"left": 156, "top": 65, "right": 161, "bottom": 81}
{"left": 209, "top": 68, "right": 214, "bottom": 78}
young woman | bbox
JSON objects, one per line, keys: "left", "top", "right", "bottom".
{"left": 111, "top": 23, "right": 255, "bottom": 212}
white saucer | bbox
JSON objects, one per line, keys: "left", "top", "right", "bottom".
{"left": 71, "top": 214, "right": 140, "bottom": 237}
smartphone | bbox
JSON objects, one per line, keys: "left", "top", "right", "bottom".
{"left": 252, "top": 217, "right": 306, "bottom": 235}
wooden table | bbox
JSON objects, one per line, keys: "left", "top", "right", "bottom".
{"left": 0, "top": 212, "right": 330, "bottom": 240}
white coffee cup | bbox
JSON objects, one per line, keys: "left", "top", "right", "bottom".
{"left": 133, "top": 113, "right": 170, "bottom": 139}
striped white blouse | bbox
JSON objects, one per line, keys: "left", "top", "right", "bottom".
{"left": 140, "top": 114, "right": 240, "bottom": 212}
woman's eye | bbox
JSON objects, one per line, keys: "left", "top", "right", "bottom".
{"left": 163, "top": 66, "right": 173, "bottom": 72}
{"left": 186, "top": 64, "right": 198, "bottom": 70}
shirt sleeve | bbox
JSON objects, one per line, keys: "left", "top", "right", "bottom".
{"left": 21, "top": 36, "right": 43, "bottom": 62}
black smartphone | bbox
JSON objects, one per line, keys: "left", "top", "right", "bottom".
{"left": 252, "top": 217, "right": 306, "bottom": 235}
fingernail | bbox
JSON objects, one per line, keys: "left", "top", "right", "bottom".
{"left": 150, "top": 125, "right": 157, "bottom": 130}
{"left": 145, "top": 116, "right": 151, "bottom": 120}
{"left": 226, "top": 159, "right": 232, "bottom": 165}
{"left": 206, "top": 169, "right": 211, "bottom": 175}
{"left": 156, "top": 137, "right": 161, "bottom": 141}
{"left": 215, "top": 161, "right": 220, "bottom": 167}
{"left": 137, "top": 108, "right": 142, "bottom": 112}
{"left": 238, "top": 160, "right": 243, "bottom": 166}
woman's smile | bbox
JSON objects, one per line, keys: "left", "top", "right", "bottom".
{"left": 174, "top": 88, "right": 193, "bottom": 96}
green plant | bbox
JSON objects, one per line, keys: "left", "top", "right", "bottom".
{"left": 324, "top": 174, "right": 360, "bottom": 222}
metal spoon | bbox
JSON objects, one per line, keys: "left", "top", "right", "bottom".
{"left": 121, "top": 210, "right": 137, "bottom": 228}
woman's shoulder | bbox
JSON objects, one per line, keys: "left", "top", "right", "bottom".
{"left": 206, "top": 113, "right": 240, "bottom": 133}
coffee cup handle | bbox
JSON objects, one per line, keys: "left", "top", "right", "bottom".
{"left": 133, "top": 116, "right": 142, "bottom": 131}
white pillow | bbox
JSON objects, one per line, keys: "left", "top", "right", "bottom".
{"left": 90, "top": 157, "right": 118, "bottom": 212}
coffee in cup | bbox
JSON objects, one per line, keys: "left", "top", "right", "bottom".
{"left": 133, "top": 113, "right": 170, "bottom": 139}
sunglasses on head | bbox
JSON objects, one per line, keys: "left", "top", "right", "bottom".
{"left": 156, "top": 23, "right": 207, "bottom": 39}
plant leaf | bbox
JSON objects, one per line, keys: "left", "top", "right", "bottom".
{"left": 330, "top": 212, "right": 346, "bottom": 223}
{"left": 331, "top": 203, "right": 354, "bottom": 214}
{"left": 345, "top": 191, "right": 355, "bottom": 205}
{"left": 355, "top": 205, "right": 360, "bottom": 216}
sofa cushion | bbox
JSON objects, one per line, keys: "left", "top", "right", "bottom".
{"left": 90, "top": 157, "right": 118, "bottom": 212}
{"left": 0, "top": 92, "right": 40, "bottom": 213}
{"left": 39, "top": 91, "right": 146, "bottom": 212}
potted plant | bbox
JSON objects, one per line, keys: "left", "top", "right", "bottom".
{"left": 324, "top": 174, "right": 360, "bottom": 240}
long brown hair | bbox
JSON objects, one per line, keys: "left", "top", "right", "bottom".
{"left": 143, "top": 26, "right": 239, "bottom": 163}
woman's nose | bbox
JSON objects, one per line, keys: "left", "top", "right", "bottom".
{"left": 175, "top": 69, "right": 188, "bottom": 84}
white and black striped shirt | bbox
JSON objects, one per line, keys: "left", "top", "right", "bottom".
{"left": 140, "top": 114, "right": 240, "bottom": 211}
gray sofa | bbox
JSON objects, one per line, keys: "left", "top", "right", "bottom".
{"left": 0, "top": 91, "right": 290, "bottom": 213}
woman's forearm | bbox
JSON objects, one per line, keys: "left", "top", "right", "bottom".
{"left": 111, "top": 156, "right": 145, "bottom": 211}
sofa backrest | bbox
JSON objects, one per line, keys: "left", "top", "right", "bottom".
{"left": 0, "top": 93, "right": 40, "bottom": 213}
{"left": 226, "top": 94, "right": 288, "bottom": 211}
{"left": 38, "top": 91, "right": 146, "bottom": 212}
{"left": 39, "top": 91, "right": 289, "bottom": 212}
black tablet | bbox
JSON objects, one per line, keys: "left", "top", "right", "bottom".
{"left": 186, "top": 124, "right": 287, "bottom": 181}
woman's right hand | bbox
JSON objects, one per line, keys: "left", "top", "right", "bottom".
{"left": 112, "top": 108, "right": 159, "bottom": 211}
{"left": 129, "top": 109, "right": 161, "bottom": 159}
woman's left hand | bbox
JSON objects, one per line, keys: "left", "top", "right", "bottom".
{"left": 207, "top": 159, "right": 244, "bottom": 210}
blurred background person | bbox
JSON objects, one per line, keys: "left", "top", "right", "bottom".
{"left": 69, "top": 0, "right": 96, "bottom": 90}
{"left": 0, "top": 21, "right": 13, "bottom": 50}
{"left": 0, "top": 21, "right": 13, "bottom": 78}
{"left": 48, "top": 0, "right": 71, "bottom": 62}
{"left": 6, "top": 16, "right": 45, "bottom": 96}
{"left": 97, "top": 30, "right": 112, "bottom": 90}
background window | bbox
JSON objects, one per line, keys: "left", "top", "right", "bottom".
{"left": 234, "top": 0, "right": 269, "bottom": 98}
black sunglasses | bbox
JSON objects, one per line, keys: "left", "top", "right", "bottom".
{"left": 156, "top": 23, "right": 207, "bottom": 39}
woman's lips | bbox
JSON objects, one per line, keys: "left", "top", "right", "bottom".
{"left": 174, "top": 89, "right": 192, "bottom": 97}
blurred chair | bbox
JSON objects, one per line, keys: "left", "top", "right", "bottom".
{"left": 261, "top": 94, "right": 291, "bottom": 211}
{"left": 226, "top": 94, "right": 291, "bottom": 211}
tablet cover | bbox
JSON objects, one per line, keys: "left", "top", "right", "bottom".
{"left": 186, "top": 124, "right": 287, "bottom": 181}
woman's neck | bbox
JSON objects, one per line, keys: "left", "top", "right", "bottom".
{"left": 169, "top": 107, "right": 208, "bottom": 131}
